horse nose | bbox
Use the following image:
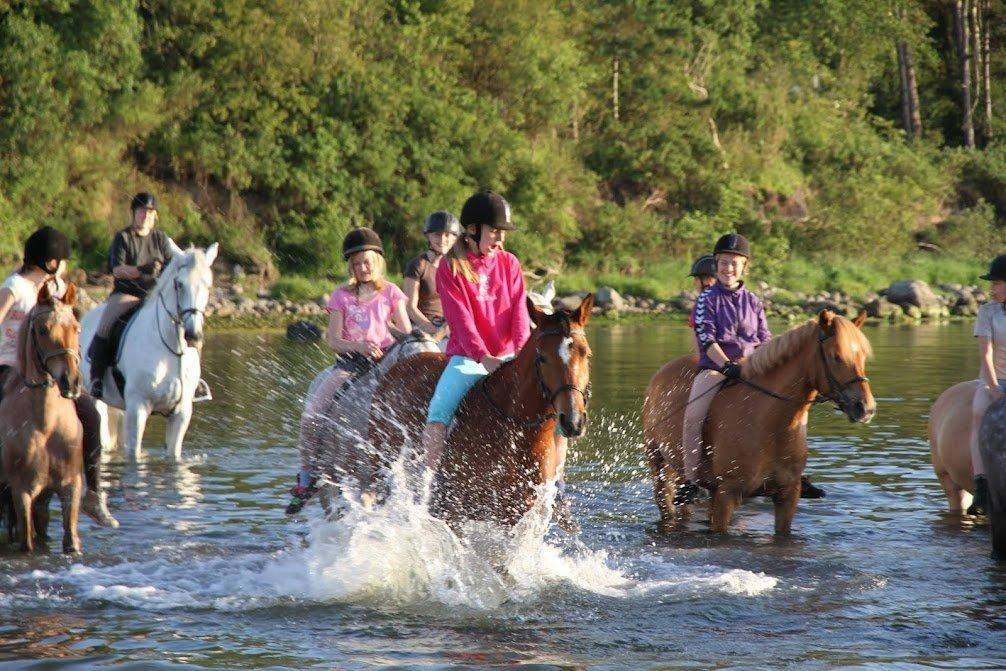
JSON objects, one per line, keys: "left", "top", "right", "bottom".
{"left": 184, "top": 328, "right": 202, "bottom": 347}
{"left": 848, "top": 400, "right": 874, "bottom": 424}
{"left": 559, "top": 412, "right": 585, "bottom": 438}
{"left": 59, "top": 373, "right": 80, "bottom": 400}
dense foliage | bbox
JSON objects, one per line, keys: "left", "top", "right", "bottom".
{"left": 1, "top": 0, "right": 1003, "bottom": 285}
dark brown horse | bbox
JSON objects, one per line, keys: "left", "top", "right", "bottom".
{"left": 642, "top": 310, "right": 875, "bottom": 535}
{"left": 0, "top": 283, "right": 85, "bottom": 553}
{"left": 368, "top": 296, "right": 593, "bottom": 526}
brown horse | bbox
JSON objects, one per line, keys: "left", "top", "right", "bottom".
{"left": 929, "top": 380, "right": 985, "bottom": 512}
{"left": 0, "top": 283, "right": 85, "bottom": 553}
{"left": 367, "top": 295, "right": 593, "bottom": 527}
{"left": 642, "top": 310, "right": 875, "bottom": 534}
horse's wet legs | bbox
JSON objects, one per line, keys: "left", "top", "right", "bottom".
{"left": 772, "top": 482, "right": 801, "bottom": 535}
{"left": 165, "top": 403, "right": 193, "bottom": 460}
{"left": 709, "top": 489, "right": 740, "bottom": 533}
{"left": 123, "top": 402, "right": 151, "bottom": 461}
{"left": 59, "top": 478, "right": 82, "bottom": 554}
{"left": 936, "top": 469, "right": 971, "bottom": 512}
{"left": 33, "top": 491, "right": 53, "bottom": 542}
{"left": 14, "top": 490, "right": 34, "bottom": 552}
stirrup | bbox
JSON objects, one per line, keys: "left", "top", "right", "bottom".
{"left": 193, "top": 379, "right": 212, "bottom": 403}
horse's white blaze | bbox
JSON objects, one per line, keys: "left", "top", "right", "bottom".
{"left": 559, "top": 337, "right": 573, "bottom": 365}
{"left": 851, "top": 343, "right": 860, "bottom": 354}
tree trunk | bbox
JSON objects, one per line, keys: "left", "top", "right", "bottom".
{"left": 955, "top": 0, "right": 976, "bottom": 148}
{"left": 612, "top": 56, "right": 620, "bottom": 122}
{"left": 970, "top": 0, "right": 984, "bottom": 140}
{"left": 981, "top": 0, "right": 993, "bottom": 142}
{"left": 905, "top": 42, "right": 923, "bottom": 140}
{"left": 897, "top": 42, "right": 913, "bottom": 139}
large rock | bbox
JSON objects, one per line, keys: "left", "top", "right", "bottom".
{"left": 595, "top": 287, "right": 626, "bottom": 311}
{"left": 554, "top": 294, "right": 584, "bottom": 312}
{"left": 865, "top": 297, "right": 901, "bottom": 319}
{"left": 885, "top": 280, "right": 941, "bottom": 309}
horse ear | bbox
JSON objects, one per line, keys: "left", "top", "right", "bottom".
{"left": 205, "top": 242, "right": 219, "bottom": 265}
{"left": 576, "top": 293, "right": 594, "bottom": 326}
{"left": 62, "top": 282, "right": 77, "bottom": 308}
{"left": 817, "top": 309, "right": 835, "bottom": 333}
{"left": 541, "top": 280, "right": 556, "bottom": 304}
{"left": 853, "top": 310, "right": 867, "bottom": 329}
{"left": 526, "top": 296, "right": 546, "bottom": 328}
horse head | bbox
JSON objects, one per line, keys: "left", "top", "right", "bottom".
{"left": 29, "top": 282, "right": 82, "bottom": 399}
{"left": 813, "top": 309, "right": 875, "bottom": 424}
{"left": 526, "top": 293, "right": 594, "bottom": 438}
{"left": 165, "top": 243, "right": 218, "bottom": 346}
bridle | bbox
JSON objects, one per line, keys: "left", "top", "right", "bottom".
{"left": 480, "top": 319, "right": 591, "bottom": 429}
{"left": 23, "top": 306, "right": 79, "bottom": 390}
{"left": 156, "top": 264, "right": 206, "bottom": 357}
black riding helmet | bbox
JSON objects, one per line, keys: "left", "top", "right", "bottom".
{"left": 130, "top": 192, "right": 158, "bottom": 212}
{"left": 423, "top": 211, "right": 461, "bottom": 236}
{"left": 980, "top": 255, "right": 1006, "bottom": 281}
{"left": 460, "top": 191, "right": 515, "bottom": 241}
{"left": 713, "top": 233, "right": 751, "bottom": 258}
{"left": 342, "top": 227, "right": 384, "bottom": 260}
{"left": 23, "top": 226, "right": 71, "bottom": 272}
{"left": 688, "top": 254, "right": 717, "bottom": 277}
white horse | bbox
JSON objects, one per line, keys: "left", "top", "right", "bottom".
{"left": 80, "top": 244, "right": 218, "bottom": 461}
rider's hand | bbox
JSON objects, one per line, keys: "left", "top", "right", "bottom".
{"left": 125, "top": 266, "right": 142, "bottom": 280}
{"left": 989, "top": 383, "right": 1005, "bottom": 401}
{"left": 480, "top": 356, "right": 505, "bottom": 373}
{"left": 361, "top": 342, "right": 383, "bottom": 359}
{"left": 720, "top": 361, "right": 743, "bottom": 380}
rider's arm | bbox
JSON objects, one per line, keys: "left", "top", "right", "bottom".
{"left": 388, "top": 296, "right": 412, "bottom": 339}
{"left": 754, "top": 297, "right": 772, "bottom": 344}
{"left": 507, "top": 256, "right": 531, "bottom": 351}
{"left": 109, "top": 232, "right": 141, "bottom": 280}
{"left": 324, "top": 310, "right": 368, "bottom": 356}
{"left": 978, "top": 336, "right": 999, "bottom": 391}
{"left": 402, "top": 277, "right": 435, "bottom": 334}
{"left": 705, "top": 343, "right": 731, "bottom": 368}
{"left": 694, "top": 290, "right": 727, "bottom": 364}
{"left": 436, "top": 263, "right": 490, "bottom": 362}
{"left": 0, "top": 287, "right": 14, "bottom": 325}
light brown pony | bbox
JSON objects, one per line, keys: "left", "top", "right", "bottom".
{"left": 368, "top": 296, "right": 593, "bottom": 527}
{"left": 929, "top": 380, "right": 985, "bottom": 512}
{"left": 642, "top": 310, "right": 875, "bottom": 534}
{"left": 0, "top": 283, "right": 85, "bottom": 553}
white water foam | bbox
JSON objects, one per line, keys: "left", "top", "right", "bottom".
{"left": 15, "top": 460, "right": 776, "bottom": 613}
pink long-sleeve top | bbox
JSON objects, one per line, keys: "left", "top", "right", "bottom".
{"left": 436, "top": 250, "right": 531, "bottom": 361}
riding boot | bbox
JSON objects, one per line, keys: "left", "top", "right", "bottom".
{"left": 672, "top": 480, "right": 701, "bottom": 506}
{"left": 968, "top": 475, "right": 989, "bottom": 516}
{"left": 89, "top": 335, "right": 112, "bottom": 399}
{"left": 285, "top": 474, "right": 318, "bottom": 515}
{"left": 799, "top": 475, "right": 826, "bottom": 499}
{"left": 76, "top": 396, "right": 119, "bottom": 528}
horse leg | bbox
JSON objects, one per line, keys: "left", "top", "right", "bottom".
{"left": 95, "top": 399, "right": 115, "bottom": 451}
{"left": 709, "top": 488, "right": 739, "bottom": 533}
{"left": 14, "top": 489, "right": 34, "bottom": 553}
{"left": 122, "top": 401, "right": 151, "bottom": 461}
{"left": 773, "top": 482, "right": 801, "bottom": 535}
{"left": 165, "top": 402, "right": 193, "bottom": 461}
{"left": 60, "top": 477, "right": 82, "bottom": 554}
{"left": 936, "top": 469, "right": 971, "bottom": 513}
{"left": 33, "top": 491, "right": 53, "bottom": 543}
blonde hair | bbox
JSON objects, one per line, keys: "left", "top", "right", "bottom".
{"left": 445, "top": 232, "right": 480, "bottom": 283}
{"left": 344, "top": 250, "right": 386, "bottom": 294}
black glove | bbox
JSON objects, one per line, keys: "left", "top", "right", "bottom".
{"left": 720, "top": 361, "right": 743, "bottom": 380}
{"left": 137, "top": 259, "right": 163, "bottom": 276}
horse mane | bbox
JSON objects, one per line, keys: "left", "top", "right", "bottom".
{"left": 743, "top": 315, "right": 872, "bottom": 379}
{"left": 15, "top": 302, "right": 33, "bottom": 378}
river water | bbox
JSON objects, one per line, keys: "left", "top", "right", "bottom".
{"left": 1, "top": 321, "right": 1004, "bottom": 669}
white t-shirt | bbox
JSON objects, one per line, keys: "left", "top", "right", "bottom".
{"left": 0, "top": 273, "right": 39, "bottom": 367}
{"left": 974, "top": 301, "right": 1006, "bottom": 380}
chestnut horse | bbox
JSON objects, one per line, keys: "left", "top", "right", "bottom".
{"left": 929, "top": 380, "right": 989, "bottom": 513}
{"left": 0, "top": 283, "right": 85, "bottom": 553}
{"left": 367, "top": 295, "right": 593, "bottom": 527}
{"left": 642, "top": 310, "right": 875, "bottom": 534}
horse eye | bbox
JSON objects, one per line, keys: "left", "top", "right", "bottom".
{"left": 832, "top": 353, "right": 841, "bottom": 362}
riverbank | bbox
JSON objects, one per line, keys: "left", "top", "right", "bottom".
{"left": 70, "top": 268, "right": 984, "bottom": 332}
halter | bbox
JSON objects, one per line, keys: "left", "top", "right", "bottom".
{"left": 23, "top": 306, "right": 79, "bottom": 389}
{"left": 479, "top": 319, "right": 591, "bottom": 429}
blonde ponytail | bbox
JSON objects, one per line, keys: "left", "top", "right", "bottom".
{"left": 446, "top": 234, "right": 479, "bottom": 283}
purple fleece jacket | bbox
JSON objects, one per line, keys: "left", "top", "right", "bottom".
{"left": 693, "top": 281, "right": 771, "bottom": 370}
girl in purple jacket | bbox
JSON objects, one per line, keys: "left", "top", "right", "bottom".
{"left": 676, "top": 234, "right": 769, "bottom": 505}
